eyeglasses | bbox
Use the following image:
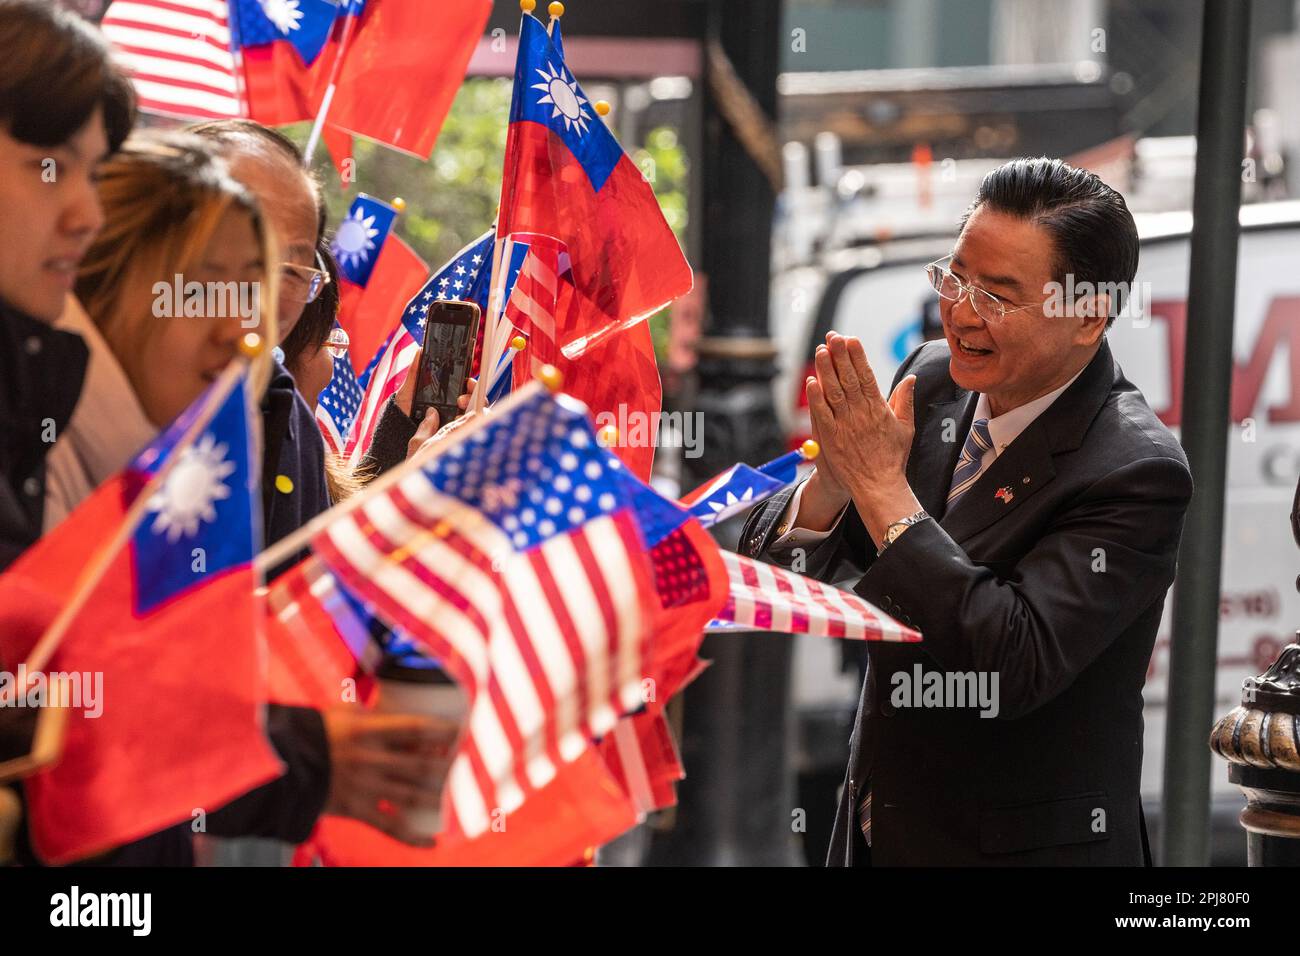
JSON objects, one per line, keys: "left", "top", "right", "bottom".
{"left": 281, "top": 252, "right": 331, "bottom": 304}
{"left": 924, "top": 256, "right": 1035, "bottom": 325}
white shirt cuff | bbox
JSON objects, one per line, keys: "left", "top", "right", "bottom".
{"left": 771, "top": 478, "right": 848, "bottom": 549}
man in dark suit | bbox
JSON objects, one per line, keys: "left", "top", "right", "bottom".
{"left": 742, "top": 158, "right": 1192, "bottom": 865}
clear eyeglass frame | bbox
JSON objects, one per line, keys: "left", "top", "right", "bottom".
{"left": 924, "top": 255, "right": 1035, "bottom": 325}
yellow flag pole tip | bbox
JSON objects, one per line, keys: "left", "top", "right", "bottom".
{"left": 800, "top": 439, "right": 821, "bottom": 460}
{"left": 537, "top": 364, "right": 563, "bottom": 392}
{"left": 598, "top": 424, "right": 619, "bottom": 447}
{"left": 391, "top": 197, "right": 406, "bottom": 213}
{"left": 594, "top": 100, "right": 611, "bottom": 117}
{"left": 548, "top": 1, "right": 564, "bottom": 17}
{"left": 239, "top": 332, "right": 264, "bottom": 358}
{"left": 520, "top": 0, "right": 536, "bottom": 12}
{"left": 510, "top": 335, "right": 528, "bottom": 351}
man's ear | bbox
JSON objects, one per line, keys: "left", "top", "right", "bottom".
{"left": 1074, "top": 293, "right": 1109, "bottom": 347}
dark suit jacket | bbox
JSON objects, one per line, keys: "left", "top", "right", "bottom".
{"left": 741, "top": 339, "right": 1191, "bottom": 865}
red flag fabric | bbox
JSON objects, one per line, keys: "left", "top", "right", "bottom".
{"left": 600, "top": 711, "right": 684, "bottom": 817}
{"left": 294, "top": 747, "right": 635, "bottom": 866}
{"left": 312, "top": 388, "right": 663, "bottom": 846}
{"left": 491, "top": 14, "right": 691, "bottom": 481}
{"left": 103, "top": 1, "right": 488, "bottom": 159}
{"left": 319, "top": 0, "right": 492, "bottom": 159}
{"left": 337, "top": 234, "right": 428, "bottom": 378}
{"left": 0, "top": 370, "right": 281, "bottom": 864}
{"left": 263, "top": 557, "right": 378, "bottom": 711}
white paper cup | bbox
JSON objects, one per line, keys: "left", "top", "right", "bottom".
{"left": 373, "top": 658, "right": 467, "bottom": 839}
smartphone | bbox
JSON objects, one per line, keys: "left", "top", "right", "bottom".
{"left": 410, "top": 299, "right": 480, "bottom": 428}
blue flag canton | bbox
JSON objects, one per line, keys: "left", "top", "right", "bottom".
{"left": 401, "top": 230, "right": 495, "bottom": 348}
{"left": 129, "top": 375, "right": 258, "bottom": 615}
{"left": 421, "top": 390, "right": 689, "bottom": 554}
{"left": 231, "top": 0, "right": 338, "bottom": 64}
{"left": 320, "top": 347, "right": 364, "bottom": 439}
{"left": 511, "top": 14, "right": 622, "bottom": 193}
{"left": 332, "top": 193, "right": 397, "bottom": 288}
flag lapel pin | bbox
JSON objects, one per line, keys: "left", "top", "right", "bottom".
{"left": 995, "top": 486, "right": 1014, "bottom": 504}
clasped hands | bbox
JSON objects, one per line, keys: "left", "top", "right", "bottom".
{"left": 800, "top": 332, "right": 924, "bottom": 550}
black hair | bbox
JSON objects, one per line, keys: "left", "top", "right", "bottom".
{"left": 280, "top": 238, "right": 339, "bottom": 369}
{"left": 0, "top": 0, "right": 135, "bottom": 150}
{"left": 960, "top": 157, "right": 1138, "bottom": 327}
{"left": 187, "top": 118, "right": 327, "bottom": 240}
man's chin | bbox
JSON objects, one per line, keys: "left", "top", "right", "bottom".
{"left": 948, "top": 357, "right": 994, "bottom": 395}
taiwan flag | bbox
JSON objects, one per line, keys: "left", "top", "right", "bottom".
{"left": 493, "top": 14, "right": 692, "bottom": 480}
{"left": 0, "top": 364, "right": 282, "bottom": 864}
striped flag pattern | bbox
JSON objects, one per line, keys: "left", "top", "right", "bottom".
{"left": 343, "top": 230, "right": 493, "bottom": 467}
{"left": 315, "top": 344, "right": 365, "bottom": 456}
{"left": 601, "top": 712, "right": 683, "bottom": 818}
{"left": 711, "top": 551, "right": 921, "bottom": 643}
{"left": 262, "top": 556, "right": 380, "bottom": 711}
{"left": 313, "top": 387, "right": 660, "bottom": 842}
{"left": 101, "top": 0, "right": 243, "bottom": 120}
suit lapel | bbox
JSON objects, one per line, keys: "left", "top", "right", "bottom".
{"left": 936, "top": 340, "right": 1118, "bottom": 544}
{"left": 910, "top": 393, "right": 975, "bottom": 521}
{"left": 939, "top": 419, "right": 1056, "bottom": 543}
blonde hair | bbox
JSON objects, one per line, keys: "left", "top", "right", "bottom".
{"left": 75, "top": 129, "right": 279, "bottom": 396}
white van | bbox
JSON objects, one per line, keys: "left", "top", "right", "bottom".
{"left": 774, "top": 200, "right": 1300, "bottom": 865}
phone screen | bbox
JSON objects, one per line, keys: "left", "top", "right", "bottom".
{"left": 411, "top": 300, "right": 480, "bottom": 424}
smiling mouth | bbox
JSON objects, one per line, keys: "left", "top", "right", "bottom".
{"left": 955, "top": 337, "right": 993, "bottom": 357}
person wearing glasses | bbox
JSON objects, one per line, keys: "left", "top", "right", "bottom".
{"left": 742, "top": 157, "right": 1192, "bottom": 866}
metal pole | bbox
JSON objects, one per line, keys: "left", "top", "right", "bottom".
{"left": 1159, "top": 0, "right": 1252, "bottom": 867}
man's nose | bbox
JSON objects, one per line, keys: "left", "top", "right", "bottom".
{"left": 946, "top": 291, "right": 986, "bottom": 330}
{"left": 62, "top": 174, "right": 104, "bottom": 241}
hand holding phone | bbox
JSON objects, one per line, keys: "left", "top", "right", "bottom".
{"left": 410, "top": 300, "right": 481, "bottom": 428}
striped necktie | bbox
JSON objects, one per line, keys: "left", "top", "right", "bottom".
{"left": 947, "top": 418, "right": 993, "bottom": 505}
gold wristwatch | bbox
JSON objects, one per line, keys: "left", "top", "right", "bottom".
{"left": 879, "top": 509, "right": 929, "bottom": 553}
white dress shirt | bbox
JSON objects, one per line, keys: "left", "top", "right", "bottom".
{"left": 774, "top": 366, "right": 1086, "bottom": 548}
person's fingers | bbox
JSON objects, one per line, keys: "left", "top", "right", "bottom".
{"left": 405, "top": 408, "right": 441, "bottom": 460}
{"left": 813, "top": 346, "right": 845, "bottom": 409}
{"left": 350, "top": 712, "right": 460, "bottom": 745}
{"left": 889, "top": 375, "right": 918, "bottom": 428}
{"left": 456, "top": 377, "right": 478, "bottom": 411}
{"left": 828, "top": 335, "right": 862, "bottom": 393}
{"left": 394, "top": 365, "right": 418, "bottom": 416}
{"left": 349, "top": 747, "right": 456, "bottom": 785}
{"left": 846, "top": 337, "right": 882, "bottom": 401}
{"left": 806, "top": 378, "right": 837, "bottom": 439}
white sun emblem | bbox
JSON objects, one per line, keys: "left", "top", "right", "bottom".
{"left": 259, "top": 0, "right": 304, "bottom": 34}
{"left": 707, "top": 486, "right": 756, "bottom": 516}
{"left": 333, "top": 207, "right": 379, "bottom": 271}
{"left": 146, "top": 433, "right": 236, "bottom": 543}
{"left": 532, "top": 62, "right": 591, "bottom": 135}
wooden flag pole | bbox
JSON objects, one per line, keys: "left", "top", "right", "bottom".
{"left": 303, "top": 3, "right": 363, "bottom": 168}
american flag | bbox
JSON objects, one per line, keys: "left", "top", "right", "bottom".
{"left": 313, "top": 385, "right": 660, "bottom": 842}
{"left": 315, "top": 341, "right": 365, "bottom": 456}
{"left": 343, "top": 229, "right": 531, "bottom": 468}
{"left": 711, "top": 550, "right": 922, "bottom": 643}
{"left": 263, "top": 555, "right": 380, "bottom": 711}
{"left": 101, "top": 0, "right": 243, "bottom": 120}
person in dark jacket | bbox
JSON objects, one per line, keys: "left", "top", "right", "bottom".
{"left": 742, "top": 159, "right": 1191, "bottom": 865}
{"left": 0, "top": 5, "right": 453, "bottom": 864}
